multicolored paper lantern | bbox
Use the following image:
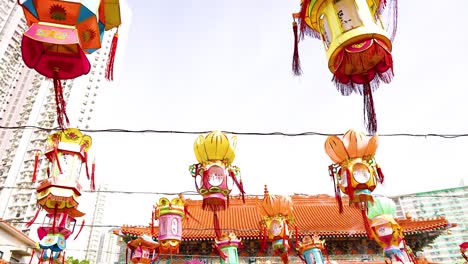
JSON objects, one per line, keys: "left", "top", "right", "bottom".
{"left": 296, "top": 235, "right": 329, "bottom": 264}
{"left": 18, "top": 0, "right": 122, "bottom": 128}
{"left": 292, "top": 0, "right": 398, "bottom": 134}
{"left": 214, "top": 232, "right": 242, "bottom": 264}
{"left": 36, "top": 213, "right": 76, "bottom": 263}
{"left": 324, "top": 129, "right": 384, "bottom": 211}
{"left": 26, "top": 128, "right": 94, "bottom": 264}
{"left": 127, "top": 235, "right": 159, "bottom": 264}
{"left": 367, "top": 197, "right": 418, "bottom": 263}
{"left": 189, "top": 131, "right": 245, "bottom": 238}
{"left": 155, "top": 197, "right": 185, "bottom": 255}
{"left": 98, "top": 0, "right": 122, "bottom": 80}
{"left": 258, "top": 186, "right": 294, "bottom": 264}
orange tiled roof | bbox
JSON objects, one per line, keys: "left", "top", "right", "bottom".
{"left": 117, "top": 195, "right": 450, "bottom": 240}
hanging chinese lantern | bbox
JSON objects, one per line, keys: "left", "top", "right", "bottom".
{"left": 35, "top": 128, "right": 95, "bottom": 213}
{"left": 324, "top": 129, "right": 384, "bottom": 212}
{"left": 127, "top": 235, "right": 160, "bottom": 264}
{"left": 18, "top": 0, "right": 119, "bottom": 128}
{"left": 26, "top": 128, "right": 94, "bottom": 264}
{"left": 98, "top": 0, "right": 122, "bottom": 80}
{"left": 296, "top": 235, "right": 329, "bottom": 264}
{"left": 35, "top": 213, "right": 76, "bottom": 263}
{"left": 258, "top": 186, "right": 294, "bottom": 264}
{"left": 189, "top": 131, "right": 245, "bottom": 238}
{"left": 214, "top": 232, "right": 242, "bottom": 264}
{"left": 292, "top": 0, "right": 398, "bottom": 134}
{"left": 155, "top": 197, "right": 185, "bottom": 255}
{"left": 367, "top": 196, "right": 418, "bottom": 263}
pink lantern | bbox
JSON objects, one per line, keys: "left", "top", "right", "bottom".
{"left": 156, "top": 197, "right": 185, "bottom": 254}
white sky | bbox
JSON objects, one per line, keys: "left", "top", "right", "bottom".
{"left": 75, "top": 0, "right": 468, "bottom": 228}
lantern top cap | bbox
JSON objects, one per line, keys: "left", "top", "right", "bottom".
{"left": 47, "top": 128, "right": 92, "bottom": 151}
{"left": 156, "top": 197, "right": 185, "bottom": 217}
{"left": 258, "top": 186, "right": 293, "bottom": 217}
{"left": 324, "top": 129, "right": 378, "bottom": 164}
{"left": 127, "top": 235, "right": 159, "bottom": 249}
{"left": 193, "top": 131, "right": 237, "bottom": 166}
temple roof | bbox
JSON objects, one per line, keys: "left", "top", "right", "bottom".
{"left": 116, "top": 194, "right": 451, "bottom": 241}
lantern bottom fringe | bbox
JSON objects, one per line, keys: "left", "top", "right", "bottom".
{"left": 52, "top": 72, "right": 69, "bottom": 130}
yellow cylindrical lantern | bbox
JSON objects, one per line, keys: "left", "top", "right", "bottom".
{"left": 303, "top": 0, "right": 391, "bottom": 71}
{"left": 293, "top": 0, "right": 398, "bottom": 134}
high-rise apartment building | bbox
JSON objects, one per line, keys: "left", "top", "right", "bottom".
{"left": 0, "top": 0, "right": 131, "bottom": 245}
{"left": 392, "top": 186, "right": 468, "bottom": 264}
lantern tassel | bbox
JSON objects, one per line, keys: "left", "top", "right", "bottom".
{"left": 105, "top": 30, "right": 119, "bottom": 81}
{"left": 292, "top": 21, "right": 302, "bottom": 76}
{"left": 91, "top": 158, "right": 96, "bottom": 191}
{"left": 26, "top": 207, "right": 40, "bottom": 227}
{"left": 213, "top": 244, "right": 227, "bottom": 260}
{"left": 84, "top": 152, "right": 90, "bottom": 180}
{"left": 28, "top": 248, "right": 35, "bottom": 264}
{"left": 279, "top": 251, "right": 289, "bottom": 264}
{"left": 32, "top": 151, "right": 39, "bottom": 182}
{"left": 298, "top": 0, "right": 311, "bottom": 37}
{"left": 73, "top": 219, "right": 85, "bottom": 240}
{"left": 361, "top": 208, "right": 373, "bottom": 239}
{"left": 52, "top": 206, "right": 58, "bottom": 233}
{"left": 61, "top": 251, "right": 65, "bottom": 264}
{"left": 363, "top": 82, "right": 378, "bottom": 135}
{"left": 151, "top": 209, "right": 155, "bottom": 237}
{"left": 229, "top": 168, "right": 245, "bottom": 203}
{"left": 54, "top": 144, "right": 63, "bottom": 174}
{"left": 213, "top": 212, "right": 221, "bottom": 239}
{"left": 330, "top": 165, "right": 343, "bottom": 213}
{"left": 52, "top": 69, "right": 69, "bottom": 129}
{"left": 346, "top": 168, "right": 354, "bottom": 204}
{"left": 376, "top": 164, "right": 385, "bottom": 183}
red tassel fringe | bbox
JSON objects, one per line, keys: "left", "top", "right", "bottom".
{"left": 52, "top": 70, "right": 69, "bottom": 129}
{"left": 376, "top": 164, "right": 385, "bottom": 183}
{"left": 54, "top": 145, "right": 62, "bottom": 174}
{"left": 330, "top": 166, "right": 344, "bottom": 213}
{"left": 105, "top": 32, "right": 119, "bottom": 81}
{"left": 151, "top": 209, "right": 155, "bottom": 237}
{"left": 363, "top": 82, "right": 378, "bottom": 135}
{"left": 361, "top": 207, "right": 373, "bottom": 239}
{"left": 28, "top": 248, "right": 35, "bottom": 264}
{"left": 298, "top": 0, "right": 311, "bottom": 38}
{"left": 84, "top": 152, "right": 90, "bottom": 180}
{"left": 292, "top": 21, "right": 302, "bottom": 76}
{"left": 32, "top": 151, "right": 39, "bottom": 182}
{"left": 213, "top": 212, "right": 221, "bottom": 239}
{"left": 229, "top": 168, "right": 245, "bottom": 203}
{"left": 26, "top": 207, "right": 40, "bottom": 227}
{"left": 346, "top": 168, "right": 354, "bottom": 204}
{"left": 74, "top": 219, "right": 85, "bottom": 240}
{"left": 91, "top": 160, "right": 96, "bottom": 191}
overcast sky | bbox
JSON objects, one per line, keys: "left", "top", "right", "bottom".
{"left": 74, "top": 0, "right": 468, "bottom": 227}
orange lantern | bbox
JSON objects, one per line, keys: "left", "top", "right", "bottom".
{"left": 258, "top": 186, "right": 294, "bottom": 264}
{"left": 324, "top": 129, "right": 384, "bottom": 211}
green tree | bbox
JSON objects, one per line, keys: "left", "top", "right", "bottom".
{"left": 65, "top": 256, "right": 90, "bottom": 264}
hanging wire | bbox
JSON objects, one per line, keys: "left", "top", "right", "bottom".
{"left": 1, "top": 125, "right": 468, "bottom": 138}
{"left": 0, "top": 186, "right": 466, "bottom": 198}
